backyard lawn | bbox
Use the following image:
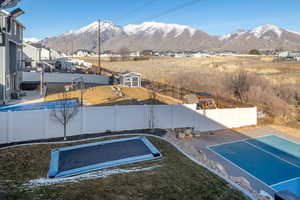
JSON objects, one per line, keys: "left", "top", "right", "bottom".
{"left": 0, "top": 136, "right": 248, "bottom": 200}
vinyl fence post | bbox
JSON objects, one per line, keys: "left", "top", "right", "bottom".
{"left": 43, "top": 109, "right": 48, "bottom": 139}
{"left": 144, "top": 104, "right": 148, "bottom": 129}
{"left": 171, "top": 105, "right": 174, "bottom": 130}
{"left": 5, "top": 111, "right": 9, "bottom": 144}
{"left": 193, "top": 110, "right": 196, "bottom": 130}
{"left": 80, "top": 107, "right": 84, "bottom": 134}
{"left": 114, "top": 105, "right": 117, "bottom": 131}
{"left": 7, "top": 111, "right": 12, "bottom": 143}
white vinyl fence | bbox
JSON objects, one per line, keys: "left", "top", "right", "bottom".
{"left": 0, "top": 104, "right": 257, "bottom": 145}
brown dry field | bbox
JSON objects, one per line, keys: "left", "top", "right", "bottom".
{"left": 82, "top": 56, "right": 300, "bottom": 85}
{"left": 45, "top": 85, "right": 181, "bottom": 106}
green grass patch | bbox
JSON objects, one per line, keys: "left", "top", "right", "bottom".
{"left": 0, "top": 136, "right": 248, "bottom": 200}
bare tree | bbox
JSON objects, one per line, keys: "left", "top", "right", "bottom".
{"left": 227, "top": 70, "right": 252, "bottom": 103}
{"left": 51, "top": 92, "right": 79, "bottom": 140}
{"left": 118, "top": 47, "right": 130, "bottom": 61}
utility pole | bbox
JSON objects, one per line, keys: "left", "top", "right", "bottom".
{"left": 71, "top": 40, "right": 74, "bottom": 58}
{"left": 98, "top": 19, "right": 101, "bottom": 73}
{"left": 39, "top": 47, "right": 44, "bottom": 96}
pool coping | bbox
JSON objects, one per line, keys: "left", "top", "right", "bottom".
{"left": 207, "top": 134, "right": 300, "bottom": 197}
{"left": 48, "top": 136, "right": 162, "bottom": 178}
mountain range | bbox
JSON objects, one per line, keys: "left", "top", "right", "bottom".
{"left": 40, "top": 21, "right": 300, "bottom": 53}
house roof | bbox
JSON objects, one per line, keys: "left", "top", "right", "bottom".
{"left": 120, "top": 72, "right": 141, "bottom": 76}
{"left": 0, "top": 8, "right": 9, "bottom": 15}
{"left": 0, "top": 8, "right": 25, "bottom": 28}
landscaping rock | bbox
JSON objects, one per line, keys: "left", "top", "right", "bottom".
{"left": 177, "top": 132, "right": 186, "bottom": 139}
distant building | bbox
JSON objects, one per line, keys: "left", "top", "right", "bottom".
{"left": 71, "top": 49, "right": 96, "bottom": 57}
{"left": 119, "top": 72, "right": 141, "bottom": 87}
{"left": 141, "top": 50, "right": 153, "bottom": 56}
{"left": 217, "top": 51, "right": 237, "bottom": 56}
{"left": 278, "top": 51, "right": 289, "bottom": 58}
{"left": 129, "top": 51, "right": 140, "bottom": 57}
{"left": 192, "top": 52, "right": 210, "bottom": 58}
{"left": 279, "top": 51, "right": 300, "bottom": 61}
{"left": 289, "top": 51, "right": 300, "bottom": 58}
{"left": 23, "top": 42, "right": 61, "bottom": 69}
{"left": 0, "top": 7, "right": 25, "bottom": 103}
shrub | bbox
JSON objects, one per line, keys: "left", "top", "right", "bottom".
{"left": 248, "top": 49, "right": 261, "bottom": 55}
{"left": 168, "top": 70, "right": 297, "bottom": 117}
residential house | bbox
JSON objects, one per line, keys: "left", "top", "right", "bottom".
{"left": 71, "top": 49, "right": 96, "bottom": 57}
{"left": 23, "top": 42, "right": 61, "bottom": 69}
{"left": 217, "top": 51, "right": 237, "bottom": 56}
{"left": 0, "top": 7, "right": 25, "bottom": 103}
{"left": 129, "top": 51, "right": 140, "bottom": 57}
{"left": 192, "top": 51, "right": 210, "bottom": 58}
{"left": 279, "top": 51, "right": 300, "bottom": 61}
{"left": 278, "top": 51, "right": 289, "bottom": 58}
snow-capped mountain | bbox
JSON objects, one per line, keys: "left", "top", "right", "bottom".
{"left": 64, "top": 21, "right": 123, "bottom": 36}
{"left": 221, "top": 29, "right": 248, "bottom": 41}
{"left": 42, "top": 21, "right": 220, "bottom": 52}
{"left": 42, "top": 21, "right": 125, "bottom": 53}
{"left": 123, "top": 22, "right": 197, "bottom": 37}
{"left": 105, "top": 21, "right": 221, "bottom": 51}
{"left": 221, "top": 24, "right": 300, "bottom": 51}
{"left": 41, "top": 22, "right": 300, "bottom": 53}
{"left": 24, "top": 37, "right": 41, "bottom": 43}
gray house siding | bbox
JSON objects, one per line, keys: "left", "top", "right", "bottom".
{"left": 0, "top": 46, "right": 5, "bottom": 102}
{"left": 0, "top": 9, "right": 24, "bottom": 103}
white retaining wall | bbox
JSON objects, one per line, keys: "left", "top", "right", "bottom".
{"left": 0, "top": 104, "right": 257, "bottom": 145}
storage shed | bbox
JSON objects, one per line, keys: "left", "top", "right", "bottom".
{"left": 119, "top": 72, "right": 141, "bottom": 87}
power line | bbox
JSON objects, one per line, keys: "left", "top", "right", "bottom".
{"left": 114, "top": 0, "right": 158, "bottom": 23}
{"left": 139, "top": 0, "right": 202, "bottom": 22}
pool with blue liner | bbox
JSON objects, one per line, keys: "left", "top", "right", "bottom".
{"left": 48, "top": 136, "right": 162, "bottom": 178}
{"left": 209, "top": 135, "right": 300, "bottom": 198}
{"left": 0, "top": 99, "right": 78, "bottom": 112}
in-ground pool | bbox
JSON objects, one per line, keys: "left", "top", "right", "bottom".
{"left": 0, "top": 99, "right": 78, "bottom": 112}
{"left": 48, "top": 136, "right": 162, "bottom": 178}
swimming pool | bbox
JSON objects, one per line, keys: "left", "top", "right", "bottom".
{"left": 48, "top": 136, "right": 162, "bottom": 178}
{"left": 0, "top": 99, "right": 78, "bottom": 112}
{"left": 209, "top": 135, "right": 300, "bottom": 198}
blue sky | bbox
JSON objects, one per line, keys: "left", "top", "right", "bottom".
{"left": 12, "top": 0, "right": 300, "bottom": 39}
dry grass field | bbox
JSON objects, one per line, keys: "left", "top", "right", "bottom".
{"left": 45, "top": 85, "right": 181, "bottom": 106}
{"left": 82, "top": 56, "right": 300, "bottom": 85}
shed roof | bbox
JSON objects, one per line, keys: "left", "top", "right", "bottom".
{"left": 120, "top": 72, "right": 141, "bottom": 76}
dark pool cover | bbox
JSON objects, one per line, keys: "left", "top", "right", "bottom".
{"left": 48, "top": 136, "right": 161, "bottom": 178}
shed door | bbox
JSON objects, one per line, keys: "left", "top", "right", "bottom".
{"left": 132, "top": 76, "right": 139, "bottom": 87}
